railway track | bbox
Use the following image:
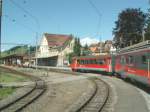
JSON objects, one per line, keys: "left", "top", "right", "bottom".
{"left": 77, "top": 78, "right": 110, "bottom": 112}
{"left": 0, "top": 67, "right": 46, "bottom": 112}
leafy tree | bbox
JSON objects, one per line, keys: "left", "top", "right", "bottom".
{"left": 113, "top": 8, "right": 146, "bottom": 48}
{"left": 66, "top": 36, "right": 81, "bottom": 64}
{"left": 66, "top": 52, "right": 75, "bottom": 64}
{"left": 73, "top": 37, "right": 81, "bottom": 56}
{"left": 145, "top": 9, "right": 150, "bottom": 40}
{"left": 84, "top": 43, "right": 89, "bottom": 50}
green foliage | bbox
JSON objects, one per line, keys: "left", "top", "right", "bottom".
{"left": 73, "top": 37, "right": 81, "bottom": 56}
{"left": 81, "top": 50, "right": 92, "bottom": 56}
{"left": 113, "top": 8, "right": 146, "bottom": 48}
{"left": 66, "top": 36, "right": 81, "bottom": 64}
{"left": 0, "top": 68, "right": 28, "bottom": 83}
{"left": 66, "top": 52, "right": 75, "bottom": 64}
{"left": 145, "top": 9, "right": 150, "bottom": 40}
{"left": 1, "top": 45, "right": 36, "bottom": 58}
{"left": 0, "top": 88, "right": 15, "bottom": 100}
{"left": 84, "top": 43, "right": 89, "bottom": 50}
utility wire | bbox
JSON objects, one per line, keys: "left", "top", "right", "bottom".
{"left": 87, "top": 0, "right": 102, "bottom": 40}
{"left": 4, "top": 14, "right": 35, "bottom": 33}
{"left": 87, "top": 0, "right": 101, "bottom": 17}
{"left": 1, "top": 43, "right": 29, "bottom": 46}
{"left": 9, "top": 0, "right": 40, "bottom": 31}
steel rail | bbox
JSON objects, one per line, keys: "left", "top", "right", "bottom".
{"left": 0, "top": 67, "right": 46, "bottom": 112}
{"left": 76, "top": 78, "right": 110, "bottom": 112}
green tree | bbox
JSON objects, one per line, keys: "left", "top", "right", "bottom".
{"left": 84, "top": 43, "right": 89, "bottom": 50}
{"left": 73, "top": 37, "right": 81, "bottom": 56}
{"left": 113, "top": 8, "right": 146, "bottom": 48}
{"left": 66, "top": 36, "right": 81, "bottom": 64}
{"left": 145, "top": 9, "right": 150, "bottom": 40}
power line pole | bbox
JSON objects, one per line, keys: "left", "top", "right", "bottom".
{"left": 0, "top": 0, "right": 2, "bottom": 83}
{"left": 87, "top": 0, "right": 102, "bottom": 54}
{"left": 35, "top": 32, "right": 38, "bottom": 70}
{"left": 0, "top": 0, "right": 2, "bottom": 64}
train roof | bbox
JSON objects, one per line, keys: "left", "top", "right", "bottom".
{"left": 117, "top": 40, "right": 150, "bottom": 54}
{"left": 73, "top": 55, "right": 110, "bottom": 59}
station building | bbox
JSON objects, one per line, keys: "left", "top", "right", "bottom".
{"left": 36, "top": 33, "right": 75, "bottom": 66}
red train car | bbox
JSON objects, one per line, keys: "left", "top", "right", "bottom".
{"left": 70, "top": 55, "right": 113, "bottom": 73}
{"left": 115, "top": 40, "right": 150, "bottom": 86}
{"left": 70, "top": 40, "right": 150, "bottom": 86}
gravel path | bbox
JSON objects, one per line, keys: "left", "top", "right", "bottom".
{"left": 11, "top": 67, "right": 95, "bottom": 112}
{"left": 3, "top": 67, "right": 149, "bottom": 112}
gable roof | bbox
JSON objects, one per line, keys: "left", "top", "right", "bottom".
{"left": 44, "top": 33, "right": 72, "bottom": 47}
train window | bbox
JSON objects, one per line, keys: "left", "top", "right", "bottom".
{"left": 93, "top": 59, "right": 97, "bottom": 64}
{"left": 88, "top": 60, "right": 91, "bottom": 64}
{"left": 84, "top": 60, "right": 87, "bottom": 64}
{"left": 142, "top": 55, "right": 147, "bottom": 64}
{"left": 82, "top": 60, "right": 84, "bottom": 64}
{"left": 128, "top": 56, "right": 134, "bottom": 64}
{"left": 97, "top": 59, "right": 105, "bottom": 65}
{"left": 83, "top": 60, "right": 85, "bottom": 64}
{"left": 80, "top": 60, "right": 83, "bottom": 64}
{"left": 91, "top": 60, "right": 95, "bottom": 64}
{"left": 121, "top": 56, "right": 126, "bottom": 64}
{"left": 77, "top": 60, "right": 80, "bottom": 64}
{"left": 84, "top": 60, "right": 88, "bottom": 64}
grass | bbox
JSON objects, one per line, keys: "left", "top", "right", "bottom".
{"left": 0, "top": 72, "right": 28, "bottom": 83}
{"left": 0, "top": 68, "right": 29, "bottom": 100}
{"left": 0, "top": 87, "right": 15, "bottom": 100}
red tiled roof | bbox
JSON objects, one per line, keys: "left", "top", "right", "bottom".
{"left": 44, "top": 33, "right": 72, "bottom": 47}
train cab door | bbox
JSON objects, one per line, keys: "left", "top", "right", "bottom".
{"left": 120, "top": 55, "right": 127, "bottom": 78}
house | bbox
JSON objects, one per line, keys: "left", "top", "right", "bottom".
{"left": 89, "top": 42, "right": 105, "bottom": 55}
{"left": 37, "top": 33, "right": 74, "bottom": 66}
{"left": 88, "top": 40, "right": 114, "bottom": 55}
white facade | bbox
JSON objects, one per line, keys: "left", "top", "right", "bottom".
{"left": 37, "top": 34, "right": 74, "bottom": 66}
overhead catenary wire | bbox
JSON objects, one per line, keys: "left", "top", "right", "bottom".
{"left": 9, "top": 0, "right": 40, "bottom": 31}
{"left": 4, "top": 15, "right": 35, "bottom": 33}
{"left": 87, "top": 0, "right": 102, "bottom": 41}
{"left": 9, "top": 0, "right": 40, "bottom": 70}
{"left": 87, "top": 0, "right": 101, "bottom": 17}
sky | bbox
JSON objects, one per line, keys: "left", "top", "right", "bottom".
{"left": 1, "top": 0, "right": 150, "bottom": 50}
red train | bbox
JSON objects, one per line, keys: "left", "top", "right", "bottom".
{"left": 70, "top": 55, "right": 113, "bottom": 73}
{"left": 70, "top": 40, "right": 150, "bottom": 86}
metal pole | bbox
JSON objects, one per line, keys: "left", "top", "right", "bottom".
{"left": 35, "top": 32, "right": 38, "bottom": 70}
{"left": 142, "top": 30, "right": 145, "bottom": 42}
{"left": 0, "top": 0, "right": 2, "bottom": 64}
{"left": 0, "top": 0, "right": 2, "bottom": 83}
{"left": 148, "top": 59, "right": 150, "bottom": 80}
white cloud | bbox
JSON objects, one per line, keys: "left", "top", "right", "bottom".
{"left": 80, "top": 37, "right": 99, "bottom": 46}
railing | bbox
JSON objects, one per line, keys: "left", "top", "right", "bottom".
{"left": 37, "top": 51, "right": 59, "bottom": 58}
